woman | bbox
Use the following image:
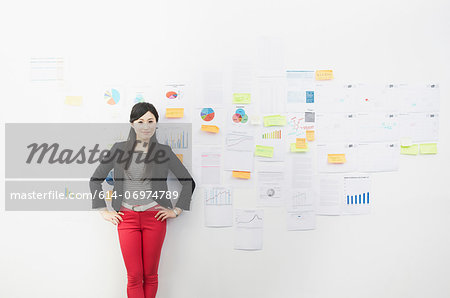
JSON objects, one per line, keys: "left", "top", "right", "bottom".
{"left": 90, "top": 102, "right": 196, "bottom": 298}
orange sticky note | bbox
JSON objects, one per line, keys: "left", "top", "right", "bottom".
{"left": 166, "top": 108, "right": 184, "bottom": 118}
{"left": 306, "top": 130, "right": 315, "bottom": 141}
{"left": 201, "top": 125, "right": 219, "bottom": 133}
{"left": 176, "top": 154, "right": 183, "bottom": 163}
{"left": 296, "top": 138, "right": 307, "bottom": 149}
{"left": 328, "top": 154, "right": 346, "bottom": 164}
{"left": 232, "top": 171, "right": 251, "bottom": 179}
{"left": 315, "top": 70, "right": 334, "bottom": 80}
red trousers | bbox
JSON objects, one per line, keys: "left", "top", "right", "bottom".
{"left": 118, "top": 205, "right": 167, "bottom": 298}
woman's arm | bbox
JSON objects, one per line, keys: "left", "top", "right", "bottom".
{"left": 166, "top": 147, "right": 196, "bottom": 211}
{"left": 89, "top": 143, "right": 117, "bottom": 210}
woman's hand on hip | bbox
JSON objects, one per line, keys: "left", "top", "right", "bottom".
{"left": 155, "top": 206, "right": 180, "bottom": 221}
{"left": 100, "top": 210, "right": 124, "bottom": 225}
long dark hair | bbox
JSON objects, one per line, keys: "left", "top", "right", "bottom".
{"left": 121, "top": 102, "right": 160, "bottom": 172}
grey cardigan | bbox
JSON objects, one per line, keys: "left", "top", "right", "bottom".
{"left": 89, "top": 139, "right": 196, "bottom": 212}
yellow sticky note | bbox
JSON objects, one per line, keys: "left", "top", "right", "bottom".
{"left": 232, "top": 171, "right": 251, "bottom": 179}
{"left": 400, "top": 138, "right": 412, "bottom": 147}
{"left": 328, "top": 154, "right": 346, "bottom": 164}
{"left": 263, "top": 115, "right": 286, "bottom": 126}
{"left": 201, "top": 125, "right": 219, "bottom": 133}
{"left": 176, "top": 154, "right": 183, "bottom": 163}
{"left": 65, "top": 96, "right": 82, "bottom": 106}
{"left": 290, "top": 143, "right": 308, "bottom": 152}
{"left": 400, "top": 144, "right": 418, "bottom": 155}
{"left": 255, "top": 145, "right": 274, "bottom": 158}
{"left": 250, "top": 115, "right": 261, "bottom": 125}
{"left": 306, "top": 130, "right": 315, "bottom": 141}
{"left": 419, "top": 143, "right": 437, "bottom": 154}
{"left": 296, "top": 138, "right": 307, "bottom": 149}
{"left": 315, "top": 70, "right": 334, "bottom": 80}
{"left": 166, "top": 108, "right": 184, "bottom": 118}
{"left": 232, "top": 93, "right": 251, "bottom": 104}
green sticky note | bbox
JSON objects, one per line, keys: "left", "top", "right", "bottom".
{"left": 232, "top": 93, "right": 251, "bottom": 104}
{"left": 255, "top": 145, "right": 274, "bottom": 157}
{"left": 263, "top": 115, "right": 286, "bottom": 127}
{"left": 419, "top": 143, "right": 437, "bottom": 154}
{"left": 290, "top": 143, "right": 308, "bottom": 152}
{"left": 400, "top": 144, "right": 418, "bottom": 155}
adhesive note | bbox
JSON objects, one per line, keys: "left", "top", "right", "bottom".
{"left": 263, "top": 115, "right": 286, "bottom": 126}
{"left": 400, "top": 138, "right": 412, "bottom": 147}
{"left": 166, "top": 108, "right": 184, "bottom": 118}
{"left": 176, "top": 154, "right": 184, "bottom": 163}
{"left": 327, "top": 154, "right": 346, "bottom": 164}
{"left": 232, "top": 171, "right": 251, "bottom": 179}
{"left": 295, "top": 138, "right": 307, "bottom": 149}
{"left": 419, "top": 143, "right": 437, "bottom": 154}
{"left": 201, "top": 125, "right": 219, "bottom": 133}
{"left": 250, "top": 115, "right": 261, "bottom": 125}
{"left": 306, "top": 130, "right": 315, "bottom": 141}
{"left": 400, "top": 144, "right": 418, "bottom": 155}
{"left": 232, "top": 93, "right": 251, "bottom": 104}
{"left": 315, "top": 70, "right": 334, "bottom": 80}
{"left": 255, "top": 145, "right": 274, "bottom": 158}
{"left": 290, "top": 143, "right": 308, "bottom": 152}
{"left": 65, "top": 96, "right": 82, "bottom": 106}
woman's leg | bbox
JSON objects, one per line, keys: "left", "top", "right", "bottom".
{"left": 117, "top": 208, "right": 145, "bottom": 298}
{"left": 141, "top": 210, "right": 167, "bottom": 298}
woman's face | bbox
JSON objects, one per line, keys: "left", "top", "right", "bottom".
{"left": 131, "top": 111, "right": 157, "bottom": 141}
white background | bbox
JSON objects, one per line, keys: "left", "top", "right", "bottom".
{"left": 1, "top": 0, "right": 449, "bottom": 297}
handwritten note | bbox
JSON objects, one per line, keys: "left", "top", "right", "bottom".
{"left": 327, "top": 154, "right": 346, "bottom": 164}
{"left": 295, "top": 138, "right": 307, "bottom": 149}
{"left": 65, "top": 96, "right": 82, "bottom": 106}
{"left": 255, "top": 145, "right": 274, "bottom": 158}
{"left": 400, "top": 144, "right": 419, "bottom": 155}
{"left": 315, "top": 70, "right": 334, "bottom": 80}
{"left": 250, "top": 115, "right": 261, "bottom": 125}
{"left": 263, "top": 115, "right": 286, "bottom": 127}
{"left": 201, "top": 125, "right": 219, "bottom": 133}
{"left": 166, "top": 108, "right": 184, "bottom": 118}
{"left": 232, "top": 171, "right": 251, "bottom": 179}
{"left": 232, "top": 93, "right": 251, "bottom": 104}
{"left": 419, "top": 143, "right": 437, "bottom": 155}
{"left": 400, "top": 138, "right": 412, "bottom": 147}
{"left": 290, "top": 143, "right": 308, "bottom": 152}
{"left": 306, "top": 130, "right": 315, "bottom": 141}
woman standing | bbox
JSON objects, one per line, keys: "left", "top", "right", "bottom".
{"left": 90, "top": 102, "right": 196, "bottom": 298}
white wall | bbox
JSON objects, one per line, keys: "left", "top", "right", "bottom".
{"left": 1, "top": 0, "right": 450, "bottom": 297}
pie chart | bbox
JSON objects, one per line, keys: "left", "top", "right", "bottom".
{"left": 166, "top": 91, "right": 178, "bottom": 99}
{"left": 200, "top": 108, "right": 215, "bottom": 121}
{"left": 104, "top": 89, "right": 120, "bottom": 105}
